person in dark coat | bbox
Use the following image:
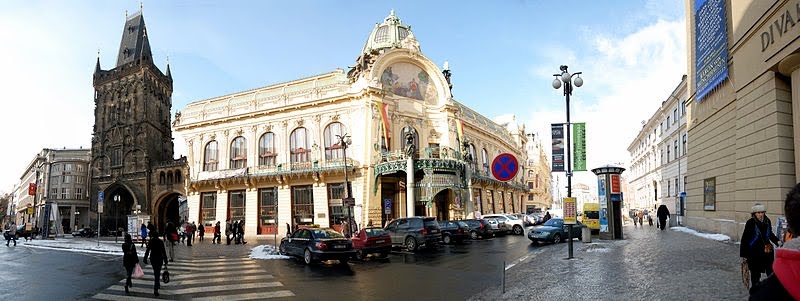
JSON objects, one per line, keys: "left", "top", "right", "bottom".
{"left": 213, "top": 221, "right": 221, "bottom": 244}
{"left": 239, "top": 220, "right": 247, "bottom": 244}
{"left": 143, "top": 233, "right": 168, "bottom": 297}
{"left": 740, "top": 203, "right": 780, "bottom": 288}
{"left": 543, "top": 211, "right": 552, "bottom": 223}
{"left": 749, "top": 184, "right": 800, "bottom": 300}
{"left": 656, "top": 204, "right": 671, "bottom": 231}
{"left": 121, "top": 234, "right": 139, "bottom": 294}
{"left": 198, "top": 222, "right": 205, "bottom": 242}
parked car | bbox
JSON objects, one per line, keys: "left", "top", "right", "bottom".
{"left": 528, "top": 218, "right": 584, "bottom": 244}
{"left": 483, "top": 216, "right": 510, "bottom": 235}
{"left": 509, "top": 213, "right": 535, "bottom": 227}
{"left": 384, "top": 217, "right": 442, "bottom": 251}
{"left": 462, "top": 219, "right": 498, "bottom": 239}
{"left": 72, "top": 227, "right": 96, "bottom": 238}
{"left": 279, "top": 227, "right": 355, "bottom": 265}
{"left": 484, "top": 214, "right": 525, "bottom": 235}
{"left": 350, "top": 227, "right": 391, "bottom": 260}
{"left": 439, "top": 220, "right": 470, "bottom": 244}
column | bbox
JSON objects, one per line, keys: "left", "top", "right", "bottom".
{"left": 278, "top": 186, "right": 292, "bottom": 236}
{"left": 70, "top": 205, "right": 76, "bottom": 232}
{"left": 406, "top": 157, "right": 414, "bottom": 217}
{"left": 187, "top": 193, "right": 200, "bottom": 226}
{"left": 245, "top": 188, "right": 258, "bottom": 239}
{"left": 313, "top": 184, "right": 329, "bottom": 227}
{"left": 216, "top": 190, "right": 228, "bottom": 234}
{"left": 778, "top": 53, "right": 800, "bottom": 182}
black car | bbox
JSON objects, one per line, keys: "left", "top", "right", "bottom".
{"left": 279, "top": 228, "right": 355, "bottom": 265}
{"left": 462, "top": 219, "right": 498, "bottom": 239}
{"left": 72, "top": 227, "right": 96, "bottom": 238}
{"left": 439, "top": 220, "right": 470, "bottom": 244}
{"left": 384, "top": 217, "right": 442, "bottom": 251}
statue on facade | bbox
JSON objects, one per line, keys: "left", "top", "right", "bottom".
{"left": 404, "top": 130, "right": 416, "bottom": 158}
{"left": 461, "top": 141, "right": 472, "bottom": 163}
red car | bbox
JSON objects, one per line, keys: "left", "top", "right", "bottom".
{"left": 350, "top": 227, "right": 392, "bottom": 260}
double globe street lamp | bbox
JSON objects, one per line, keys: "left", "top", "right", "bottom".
{"left": 336, "top": 134, "right": 355, "bottom": 237}
{"left": 552, "top": 65, "right": 583, "bottom": 259}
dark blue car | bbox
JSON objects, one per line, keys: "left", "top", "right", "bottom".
{"left": 279, "top": 228, "right": 355, "bottom": 265}
{"left": 528, "top": 218, "right": 583, "bottom": 244}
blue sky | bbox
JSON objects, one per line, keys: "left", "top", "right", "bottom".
{"left": 0, "top": 1, "right": 686, "bottom": 194}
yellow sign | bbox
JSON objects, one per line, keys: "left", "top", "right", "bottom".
{"left": 563, "top": 197, "right": 577, "bottom": 225}
{"left": 27, "top": 207, "right": 34, "bottom": 215}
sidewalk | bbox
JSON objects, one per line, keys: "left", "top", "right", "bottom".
{"left": 470, "top": 224, "right": 749, "bottom": 300}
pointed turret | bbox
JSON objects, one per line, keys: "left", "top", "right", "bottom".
{"left": 166, "top": 62, "right": 171, "bottom": 79}
{"left": 94, "top": 52, "right": 102, "bottom": 74}
{"left": 116, "top": 11, "right": 152, "bottom": 67}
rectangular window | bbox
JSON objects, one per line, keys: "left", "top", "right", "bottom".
{"left": 51, "top": 176, "right": 59, "bottom": 185}
{"left": 258, "top": 187, "right": 278, "bottom": 233}
{"left": 292, "top": 185, "right": 314, "bottom": 225}
{"left": 660, "top": 122, "right": 664, "bottom": 133}
{"left": 527, "top": 194, "right": 533, "bottom": 201}
{"left": 527, "top": 182, "right": 534, "bottom": 189}
{"left": 51, "top": 188, "right": 58, "bottom": 199}
{"left": 74, "top": 188, "right": 83, "bottom": 199}
{"left": 666, "top": 117, "right": 670, "bottom": 128}
{"left": 682, "top": 134, "right": 687, "bottom": 155}
{"left": 76, "top": 164, "right": 84, "bottom": 172}
{"left": 65, "top": 163, "right": 74, "bottom": 171}
{"left": 703, "top": 177, "right": 716, "bottom": 211}
{"left": 200, "top": 193, "right": 217, "bottom": 226}
{"left": 666, "top": 147, "right": 670, "bottom": 163}
{"left": 681, "top": 101, "right": 686, "bottom": 116}
{"left": 473, "top": 188, "right": 482, "bottom": 213}
{"left": 488, "top": 190, "right": 496, "bottom": 214}
{"left": 228, "top": 190, "right": 246, "bottom": 222}
{"left": 61, "top": 188, "right": 68, "bottom": 199}
{"left": 674, "top": 140, "right": 679, "bottom": 158}
{"left": 673, "top": 108, "right": 677, "bottom": 124}
{"left": 111, "top": 147, "right": 123, "bottom": 166}
{"left": 675, "top": 178, "right": 679, "bottom": 195}
{"left": 76, "top": 176, "right": 84, "bottom": 184}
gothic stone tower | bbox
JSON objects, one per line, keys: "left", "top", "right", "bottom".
{"left": 91, "top": 12, "right": 184, "bottom": 230}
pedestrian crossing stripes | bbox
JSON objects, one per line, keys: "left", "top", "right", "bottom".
{"left": 90, "top": 257, "right": 294, "bottom": 300}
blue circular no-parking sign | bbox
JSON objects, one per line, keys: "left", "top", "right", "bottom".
{"left": 491, "top": 153, "right": 519, "bottom": 182}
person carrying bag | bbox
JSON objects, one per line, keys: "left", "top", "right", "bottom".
{"left": 121, "top": 234, "right": 140, "bottom": 294}
{"left": 143, "top": 233, "right": 169, "bottom": 297}
{"left": 740, "top": 203, "right": 780, "bottom": 288}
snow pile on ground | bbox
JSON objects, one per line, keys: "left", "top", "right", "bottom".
{"left": 20, "top": 237, "right": 139, "bottom": 256}
{"left": 583, "top": 243, "right": 611, "bottom": 253}
{"left": 671, "top": 226, "right": 731, "bottom": 241}
{"left": 249, "top": 245, "right": 290, "bottom": 260}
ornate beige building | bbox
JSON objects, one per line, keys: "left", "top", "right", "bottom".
{"left": 174, "top": 11, "right": 529, "bottom": 236}
{"left": 524, "top": 133, "right": 552, "bottom": 212}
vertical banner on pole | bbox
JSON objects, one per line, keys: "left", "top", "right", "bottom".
{"left": 551, "top": 124, "right": 565, "bottom": 172}
{"left": 573, "top": 122, "right": 586, "bottom": 171}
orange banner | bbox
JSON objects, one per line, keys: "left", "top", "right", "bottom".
{"left": 377, "top": 100, "right": 390, "bottom": 142}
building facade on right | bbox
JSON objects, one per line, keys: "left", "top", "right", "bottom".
{"left": 685, "top": 0, "right": 800, "bottom": 240}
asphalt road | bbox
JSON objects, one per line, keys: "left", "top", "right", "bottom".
{"left": 0, "top": 242, "right": 122, "bottom": 300}
{"left": 256, "top": 230, "right": 540, "bottom": 301}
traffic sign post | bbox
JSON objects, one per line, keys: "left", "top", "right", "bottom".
{"left": 97, "top": 191, "right": 104, "bottom": 247}
{"left": 491, "top": 153, "right": 519, "bottom": 182}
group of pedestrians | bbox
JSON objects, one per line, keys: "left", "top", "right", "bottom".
{"left": 225, "top": 220, "right": 247, "bottom": 245}
{"left": 630, "top": 206, "right": 671, "bottom": 230}
{"left": 742, "top": 183, "right": 800, "bottom": 300}
{"left": 123, "top": 222, "right": 170, "bottom": 297}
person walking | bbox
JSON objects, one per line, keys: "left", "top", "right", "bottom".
{"left": 6, "top": 222, "right": 17, "bottom": 246}
{"left": 543, "top": 211, "right": 552, "bottom": 223}
{"left": 188, "top": 221, "right": 196, "bottom": 246}
{"left": 198, "top": 222, "right": 205, "bottom": 242}
{"left": 164, "top": 221, "right": 177, "bottom": 262}
{"left": 121, "top": 234, "right": 139, "bottom": 294}
{"left": 749, "top": 184, "right": 800, "bottom": 300}
{"left": 213, "top": 221, "right": 221, "bottom": 244}
{"left": 633, "top": 210, "right": 638, "bottom": 227}
{"left": 225, "top": 220, "right": 233, "bottom": 245}
{"left": 637, "top": 210, "right": 644, "bottom": 227}
{"left": 233, "top": 220, "right": 240, "bottom": 244}
{"left": 143, "top": 232, "right": 168, "bottom": 297}
{"left": 140, "top": 223, "right": 148, "bottom": 247}
{"left": 239, "top": 220, "right": 247, "bottom": 244}
{"left": 740, "top": 203, "right": 780, "bottom": 288}
{"left": 656, "top": 204, "right": 671, "bottom": 231}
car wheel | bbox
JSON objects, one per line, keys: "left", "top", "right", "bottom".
{"left": 279, "top": 242, "right": 287, "bottom": 255}
{"left": 304, "top": 249, "right": 314, "bottom": 265}
{"left": 404, "top": 236, "right": 418, "bottom": 252}
{"left": 442, "top": 234, "right": 452, "bottom": 245}
{"left": 513, "top": 225, "right": 523, "bottom": 235}
{"left": 356, "top": 250, "right": 366, "bottom": 260}
{"left": 470, "top": 231, "right": 478, "bottom": 240}
{"left": 552, "top": 234, "right": 562, "bottom": 244}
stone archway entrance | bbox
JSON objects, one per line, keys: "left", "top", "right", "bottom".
{"left": 433, "top": 189, "right": 453, "bottom": 221}
{"left": 155, "top": 193, "right": 183, "bottom": 232}
{"left": 103, "top": 184, "right": 135, "bottom": 236}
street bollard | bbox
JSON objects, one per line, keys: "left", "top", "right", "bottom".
{"left": 581, "top": 226, "right": 592, "bottom": 243}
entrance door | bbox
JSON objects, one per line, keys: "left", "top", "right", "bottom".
{"left": 434, "top": 190, "right": 450, "bottom": 221}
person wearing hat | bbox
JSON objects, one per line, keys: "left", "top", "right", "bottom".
{"left": 740, "top": 202, "right": 780, "bottom": 288}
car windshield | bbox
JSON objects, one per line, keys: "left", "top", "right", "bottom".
{"left": 365, "top": 228, "right": 388, "bottom": 237}
{"left": 543, "top": 219, "right": 563, "bottom": 227}
{"left": 423, "top": 219, "right": 439, "bottom": 228}
{"left": 456, "top": 221, "right": 469, "bottom": 227}
{"left": 312, "top": 229, "right": 345, "bottom": 239}
{"left": 505, "top": 215, "right": 519, "bottom": 220}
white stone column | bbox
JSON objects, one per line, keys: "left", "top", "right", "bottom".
{"left": 313, "top": 184, "right": 329, "bottom": 227}
{"left": 216, "top": 190, "right": 228, "bottom": 233}
{"left": 245, "top": 188, "right": 258, "bottom": 239}
{"left": 187, "top": 193, "right": 200, "bottom": 225}
{"left": 278, "top": 186, "right": 292, "bottom": 235}
{"left": 406, "top": 157, "right": 414, "bottom": 217}
{"left": 779, "top": 53, "right": 800, "bottom": 183}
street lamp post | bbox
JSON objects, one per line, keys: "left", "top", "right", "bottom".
{"left": 114, "top": 195, "right": 120, "bottom": 243}
{"left": 552, "top": 65, "right": 583, "bottom": 259}
{"left": 336, "top": 134, "right": 354, "bottom": 237}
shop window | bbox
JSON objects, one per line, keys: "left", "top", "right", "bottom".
{"left": 292, "top": 185, "right": 314, "bottom": 225}
{"left": 258, "top": 187, "right": 278, "bottom": 234}
{"left": 228, "top": 190, "right": 246, "bottom": 222}
{"left": 200, "top": 192, "right": 216, "bottom": 226}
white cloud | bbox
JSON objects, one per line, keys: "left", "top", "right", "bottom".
{"left": 526, "top": 18, "right": 687, "bottom": 193}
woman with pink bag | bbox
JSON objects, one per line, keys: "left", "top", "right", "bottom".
{"left": 121, "top": 234, "right": 140, "bottom": 294}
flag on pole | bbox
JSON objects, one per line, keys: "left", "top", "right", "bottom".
{"left": 456, "top": 119, "right": 464, "bottom": 141}
{"left": 376, "top": 100, "right": 391, "bottom": 144}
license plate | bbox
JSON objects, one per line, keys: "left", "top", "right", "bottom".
{"left": 430, "top": 229, "right": 439, "bottom": 233}
{"left": 333, "top": 245, "right": 346, "bottom": 249}
{"left": 375, "top": 240, "right": 385, "bottom": 244}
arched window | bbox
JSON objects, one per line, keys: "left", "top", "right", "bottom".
{"left": 528, "top": 170, "right": 534, "bottom": 178}
{"left": 159, "top": 171, "right": 166, "bottom": 185}
{"left": 290, "top": 127, "right": 310, "bottom": 163}
{"left": 203, "top": 141, "right": 218, "bottom": 171}
{"left": 482, "top": 148, "right": 489, "bottom": 174}
{"left": 468, "top": 144, "right": 477, "bottom": 169}
{"left": 166, "top": 171, "right": 174, "bottom": 184}
{"left": 230, "top": 136, "right": 247, "bottom": 169}
{"left": 324, "top": 122, "right": 346, "bottom": 160}
{"left": 175, "top": 170, "right": 182, "bottom": 183}
{"left": 258, "top": 132, "right": 276, "bottom": 166}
